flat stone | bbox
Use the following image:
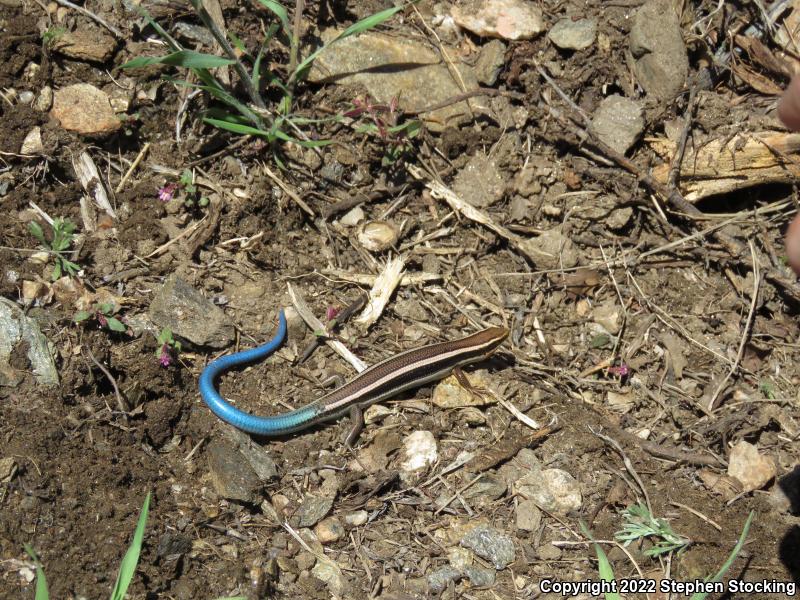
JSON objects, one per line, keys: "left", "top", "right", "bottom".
{"left": 224, "top": 428, "right": 278, "bottom": 481}
{"left": 308, "top": 30, "right": 482, "bottom": 131}
{"left": 0, "top": 298, "right": 58, "bottom": 386}
{"left": 452, "top": 153, "right": 505, "bottom": 207}
{"left": 427, "top": 566, "right": 462, "bottom": 593}
{"left": 148, "top": 274, "right": 234, "bottom": 349}
{"left": 451, "top": 0, "right": 544, "bottom": 40}
{"left": 629, "top": 0, "right": 689, "bottom": 101}
{"left": 590, "top": 95, "right": 644, "bottom": 155}
{"left": 464, "top": 564, "right": 495, "bottom": 587}
{"left": 549, "top": 18, "right": 597, "bottom": 50}
{"left": 311, "top": 559, "right": 346, "bottom": 596}
{"left": 460, "top": 524, "right": 515, "bottom": 570}
{"left": 51, "top": 84, "right": 121, "bottom": 136}
{"left": 474, "top": 39, "right": 506, "bottom": 85}
{"left": 515, "top": 498, "right": 542, "bottom": 531}
{"left": 297, "top": 494, "right": 334, "bottom": 528}
{"left": 517, "top": 228, "right": 579, "bottom": 270}
{"left": 728, "top": 441, "right": 777, "bottom": 492}
{"left": 515, "top": 468, "right": 582, "bottom": 515}
{"left": 20, "top": 127, "right": 43, "bottom": 155}
{"left": 207, "top": 438, "right": 263, "bottom": 503}
{"left": 52, "top": 28, "right": 117, "bottom": 63}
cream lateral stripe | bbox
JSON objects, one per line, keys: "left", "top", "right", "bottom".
{"left": 320, "top": 363, "right": 461, "bottom": 418}
{"left": 321, "top": 332, "right": 502, "bottom": 412}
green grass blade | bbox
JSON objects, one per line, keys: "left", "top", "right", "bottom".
{"left": 291, "top": 3, "right": 408, "bottom": 83}
{"left": 23, "top": 545, "right": 49, "bottom": 600}
{"left": 255, "top": 0, "right": 290, "bottom": 36}
{"left": 689, "top": 511, "right": 754, "bottom": 600}
{"left": 203, "top": 117, "right": 272, "bottom": 138}
{"left": 123, "top": 50, "right": 235, "bottom": 70}
{"left": 580, "top": 521, "right": 622, "bottom": 600}
{"left": 109, "top": 492, "right": 151, "bottom": 600}
{"left": 272, "top": 128, "right": 333, "bottom": 147}
{"left": 593, "top": 543, "right": 622, "bottom": 600}
{"left": 129, "top": 4, "right": 182, "bottom": 51}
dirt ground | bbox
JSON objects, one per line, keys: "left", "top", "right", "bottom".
{"left": 2, "top": 0, "right": 800, "bottom": 598}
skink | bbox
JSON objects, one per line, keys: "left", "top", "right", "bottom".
{"left": 199, "top": 309, "right": 508, "bottom": 443}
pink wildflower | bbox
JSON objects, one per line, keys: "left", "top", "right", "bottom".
{"left": 608, "top": 364, "right": 630, "bottom": 378}
{"left": 326, "top": 306, "right": 340, "bottom": 321}
{"left": 159, "top": 343, "right": 172, "bottom": 367}
{"left": 158, "top": 183, "right": 178, "bottom": 202}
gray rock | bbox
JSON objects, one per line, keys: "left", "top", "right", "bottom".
{"left": 460, "top": 525, "right": 515, "bottom": 569}
{"left": 311, "top": 559, "right": 346, "bottom": 596}
{"left": 629, "top": 0, "right": 688, "bottom": 101}
{"left": 148, "top": 274, "right": 234, "bottom": 349}
{"left": 461, "top": 474, "right": 507, "bottom": 502}
{"left": 515, "top": 468, "right": 582, "bottom": 515}
{"left": 515, "top": 498, "right": 542, "bottom": 531}
{"left": 224, "top": 428, "right": 278, "bottom": 481}
{"left": 451, "top": 0, "right": 544, "bottom": 40}
{"left": 453, "top": 153, "right": 505, "bottom": 207}
{"left": 393, "top": 298, "right": 428, "bottom": 321}
{"left": 549, "top": 18, "right": 597, "bottom": 51}
{"left": 0, "top": 297, "right": 58, "bottom": 386}
{"left": 590, "top": 95, "right": 644, "bottom": 155}
{"left": 464, "top": 564, "right": 496, "bottom": 587}
{"left": 308, "top": 30, "right": 482, "bottom": 132}
{"left": 427, "top": 566, "right": 462, "bottom": 593}
{"left": 33, "top": 86, "right": 53, "bottom": 112}
{"left": 157, "top": 532, "right": 192, "bottom": 559}
{"left": 297, "top": 494, "right": 334, "bottom": 527}
{"left": 173, "top": 21, "right": 216, "bottom": 47}
{"left": 207, "top": 438, "right": 263, "bottom": 503}
{"left": 474, "top": 39, "right": 507, "bottom": 85}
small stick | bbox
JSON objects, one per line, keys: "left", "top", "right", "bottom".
{"left": 115, "top": 142, "right": 150, "bottom": 193}
{"left": 707, "top": 239, "right": 761, "bottom": 411}
{"left": 591, "top": 428, "right": 652, "bottom": 515}
{"left": 144, "top": 215, "right": 208, "bottom": 258}
{"left": 321, "top": 268, "right": 441, "bottom": 286}
{"left": 85, "top": 347, "right": 127, "bottom": 412}
{"left": 297, "top": 294, "right": 367, "bottom": 364}
{"left": 669, "top": 501, "right": 723, "bottom": 531}
{"left": 354, "top": 255, "right": 406, "bottom": 329}
{"left": 54, "top": 0, "right": 124, "bottom": 38}
{"left": 287, "top": 283, "right": 367, "bottom": 372}
{"left": 262, "top": 164, "right": 315, "bottom": 216}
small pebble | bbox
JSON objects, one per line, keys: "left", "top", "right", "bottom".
{"left": 314, "top": 517, "right": 345, "bottom": 543}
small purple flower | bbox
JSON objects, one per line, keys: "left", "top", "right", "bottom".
{"left": 158, "top": 183, "right": 178, "bottom": 202}
{"left": 159, "top": 343, "right": 172, "bottom": 367}
{"left": 608, "top": 364, "right": 630, "bottom": 378}
{"left": 326, "top": 306, "right": 340, "bottom": 321}
{"left": 97, "top": 313, "right": 108, "bottom": 328}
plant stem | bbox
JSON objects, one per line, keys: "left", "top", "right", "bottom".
{"left": 289, "top": 0, "right": 304, "bottom": 83}
{"left": 189, "top": 0, "right": 269, "bottom": 116}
